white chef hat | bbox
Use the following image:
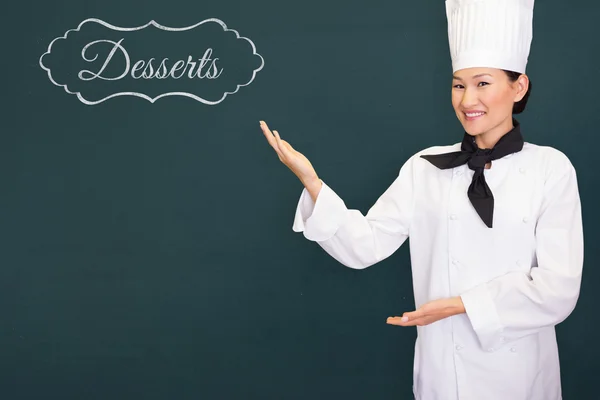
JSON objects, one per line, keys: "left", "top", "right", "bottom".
{"left": 446, "top": 0, "right": 535, "bottom": 73}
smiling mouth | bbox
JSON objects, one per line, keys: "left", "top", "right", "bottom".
{"left": 464, "top": 111, "right": 485, "bottom": 121}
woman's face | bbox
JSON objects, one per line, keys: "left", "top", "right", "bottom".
{"left": 451, "top": 67, "right": 528, "bottom": 141}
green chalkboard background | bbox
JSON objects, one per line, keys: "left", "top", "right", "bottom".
{"left": 2, "top": 0, "right": 598, "bottom": 398}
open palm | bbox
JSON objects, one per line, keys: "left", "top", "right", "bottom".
{"left": 260, "top": 120, "right": 318, "bottom": 184}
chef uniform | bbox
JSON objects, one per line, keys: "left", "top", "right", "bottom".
{"left": 291, "top": 0, "right": 584, "bottom": 399}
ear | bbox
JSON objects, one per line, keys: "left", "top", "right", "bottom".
{"left": 513, "top": 74, "right": 529, "bottom": 102}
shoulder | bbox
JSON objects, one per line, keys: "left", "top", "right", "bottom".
{"left": 522, "top": 142, "right": 572, "bottom": 164}
{"left": 397, "top": 142, "right": 462, "bottom": 172}
{"left": 521, "top": 142, "right": 577, "bottom": 181}
{"left": 402, "top": 143, "right": 462, "bottom": 164}
{"left": 415, "top": 143, "right": 462, "bottom": 158}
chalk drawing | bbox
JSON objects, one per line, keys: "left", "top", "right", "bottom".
{"left": 39, "top": 18, "right": 265, "bottom": 105}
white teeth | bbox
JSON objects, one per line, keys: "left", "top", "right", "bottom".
{"left": 466, "top": 112, "right": 485, "bottom": 117}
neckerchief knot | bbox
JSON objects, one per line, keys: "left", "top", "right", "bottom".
{"left": 468, "top": 148, "right": 494, "bottom": 170}
{"left": 420, "top": 119, "right": 524, "bottom": 228}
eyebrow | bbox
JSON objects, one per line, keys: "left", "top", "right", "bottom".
{"left": 453, "top": 73, "right": 493, "bottom": 80}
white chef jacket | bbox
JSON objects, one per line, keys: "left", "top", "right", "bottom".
{"left": 291, "top": 141, "right": 584, "bottom": 400}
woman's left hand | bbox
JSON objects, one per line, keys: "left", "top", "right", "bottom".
{"left": 387, "top": 297, "right": 466, "bottom": 327}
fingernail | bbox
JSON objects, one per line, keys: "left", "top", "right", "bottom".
{"left": 401, "top": 317, "right": 408, "bottom": 322}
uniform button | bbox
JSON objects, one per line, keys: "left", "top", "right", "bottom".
{"left": 522, "top": 217, "right": 529, "bottom": 223}
{"left": 455, "top": 169, "right": 463, "bottom": 176}
{"left": 455, "top": 344, "right": 463, "bottom": 351}
{"left": 510, "top": 347, "right": 517, "bottom": 353}
{"left": 449, "top": 214, "right": 457, "bottom": 220}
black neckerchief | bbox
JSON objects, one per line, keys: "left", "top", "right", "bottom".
{"left": 420, "top": 119, "right": 524, "bottom": 228}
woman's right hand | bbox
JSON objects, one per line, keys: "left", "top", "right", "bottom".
{"left": 260, "top": 120, "right": 322, "bottom": 201}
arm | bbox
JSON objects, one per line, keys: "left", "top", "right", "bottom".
{"left": 260, "top": 119, "right": 414, "bottom": 269}
{"left": 460, "top": 155, "right": 584, "bottom": 350}
{"left": 292, "top": 156, "right": 416, "bottom": 269}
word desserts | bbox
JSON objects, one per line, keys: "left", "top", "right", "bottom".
{"left": 78, "top": 39, "right": 223, "bottom": 81}
{"left": 40, "top": 18, "right": 264, "bottom": 105}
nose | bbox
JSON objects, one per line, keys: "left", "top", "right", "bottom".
{"left": 460, "top": 87, "right": 478, "bottom": 109}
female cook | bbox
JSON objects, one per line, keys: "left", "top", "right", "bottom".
{"left": 259, "top": 0, "right": 583, "bottom": 399}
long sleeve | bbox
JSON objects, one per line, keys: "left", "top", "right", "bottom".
{"left": 292, "top": 155, "right": 416, "bottom": 269}
{"left": 460, "top": 153, "right": 584, "bottom": 351}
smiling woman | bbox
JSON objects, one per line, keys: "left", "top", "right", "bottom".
{"left": 450, "top": 68, "right": 530, "bottom": 149}
{"left": 260, "top": 0, "right": 584, "bottom": 399}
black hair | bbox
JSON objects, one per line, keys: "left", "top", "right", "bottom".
{"left": 503, "top": 70, "right": 532, "bottom": 114}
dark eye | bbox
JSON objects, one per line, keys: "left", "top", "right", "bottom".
{"left": 453, "top": 84, "right": 464, "bottom": 89}
{"left": 478, "top": 82, "right": 489, "bottom": 87}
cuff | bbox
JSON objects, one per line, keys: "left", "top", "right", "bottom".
{"left": 460, "top": 283, "right": 504, "bottom": 351}
{"left": 292, "top": 180, "right": 348, "bottom": 242}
